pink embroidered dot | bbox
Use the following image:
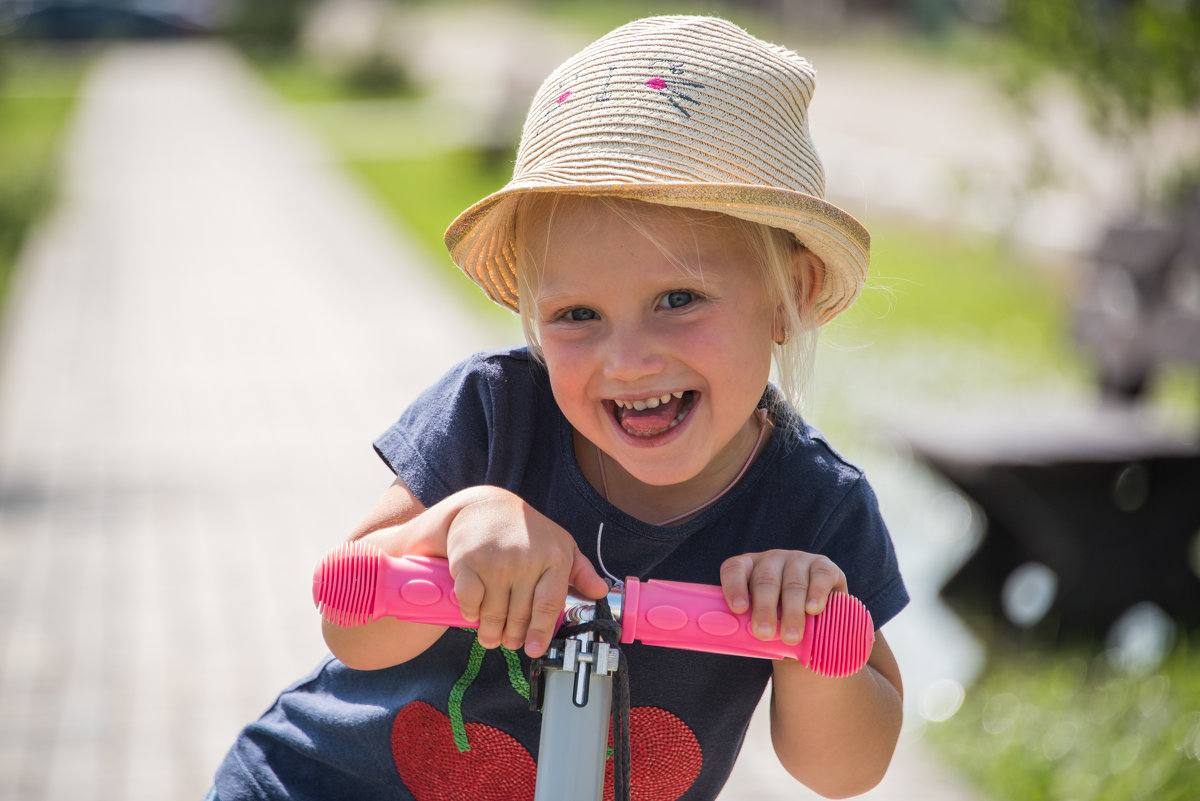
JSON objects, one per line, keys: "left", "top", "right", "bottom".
{"left": 646, "top": 78, "right": 667, "bottom": 90}
{"left": 557, "top": 90, "right": 571, "bottom": 103}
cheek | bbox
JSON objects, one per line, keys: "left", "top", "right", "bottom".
{"left": 684, "top": 320, "right": 774, "bottom": 380}
{"left": 541, "top": 342, "right": 592, "bottom": 410}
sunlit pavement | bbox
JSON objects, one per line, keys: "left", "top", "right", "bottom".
{"left": 0, "top": 42, "right": 506, "bottom": 800}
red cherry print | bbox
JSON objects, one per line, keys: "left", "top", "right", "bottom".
{"left": 604, "top": 707, "right": 702, "bottom": 801}
{"left": 392, "top": 702, "right": 536, "bottom": 801}
{"left": 392, "top": 703, "right": 700, "bottom": 801}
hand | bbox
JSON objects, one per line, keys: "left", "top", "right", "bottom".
{"left": 719, "top": 550, "right": 847, "bottom": 647}
{"left": 444, "top": 487, "right": 608, "bottom": 658}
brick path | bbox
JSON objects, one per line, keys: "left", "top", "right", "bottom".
{"left": 0, "top": 41, "right": 984, "bottom": 801}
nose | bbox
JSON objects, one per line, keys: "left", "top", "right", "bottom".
{"left": 602, "top": 319, "right": 666, "bottom": 383}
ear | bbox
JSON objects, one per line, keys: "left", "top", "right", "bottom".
{"left": 797, "top": 247, "right": 826, "bottom": 312}
{"left": 774, "top": 246, "right": 826, "bottom": 343}
{"left": 772, "top": 307, "right": 789, "bottom": 345}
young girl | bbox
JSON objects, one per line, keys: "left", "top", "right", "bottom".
{"left": 212, "top": 15, "right": 907, "bottom": 801}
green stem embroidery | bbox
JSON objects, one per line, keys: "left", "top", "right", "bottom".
{"left": 448, "top": 637, "right": 487, "bottom": 752}
{"left": 446, "top": 633, "right": 534, "bottom": 752}
{"left": 503, "top": 645, "right": 531, "bottom": 701}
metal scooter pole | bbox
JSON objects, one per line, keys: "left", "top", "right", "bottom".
{"left": 531, "top": 590, "right": 625, "bottom": 801}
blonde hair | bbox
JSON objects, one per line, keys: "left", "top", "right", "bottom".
{"left": 513, "top": 194, "right": 821, "bottom": 416}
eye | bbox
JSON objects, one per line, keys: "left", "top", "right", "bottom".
{"left": 658, "top": 290, "right": 696, "bottom": 310}
{"left": 564, "top": 307, "right": 598, "bottom": 322}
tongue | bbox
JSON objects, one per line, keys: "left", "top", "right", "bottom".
{"left": 619, "top": 396, "right": 684, "bottom": 437}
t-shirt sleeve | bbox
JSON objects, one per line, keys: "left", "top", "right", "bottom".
{"left": 814, "top": 475, "right": 909, "bottom": 631}
{"left": 372, "top": 353, "right": 502, "bottom": 508}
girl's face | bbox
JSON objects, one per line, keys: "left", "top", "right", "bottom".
{"left": 530, "top": 199, "right": 777, "bottom": 498}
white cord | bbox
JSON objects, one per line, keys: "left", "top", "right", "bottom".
{"left": 595, "top": 522, "right": 622, "bottom": 588}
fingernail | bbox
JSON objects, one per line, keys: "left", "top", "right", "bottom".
{"left": 783, "top": 628, "right": 800, "bottom": 644}
{"left": 756, "top": 622, "right": 774, "bottom": 638}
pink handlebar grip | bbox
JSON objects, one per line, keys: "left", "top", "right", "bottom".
{"left": 314, "top": 543, "right": 474, "bottom": 628}
{"left": 313, "top": 544, "right": 875, "bottom": 677}
{"left": 621, "top": 577, "right": 874, "bottom": 678}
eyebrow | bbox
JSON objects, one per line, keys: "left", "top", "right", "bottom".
{"left": 532, "top": 287, "right": 582, "bottom": 308}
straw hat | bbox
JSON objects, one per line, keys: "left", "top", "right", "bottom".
{"left": 444, "top": 15, "right": 870, "bottom": 324}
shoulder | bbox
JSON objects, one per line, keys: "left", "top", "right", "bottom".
{"left": 760, "top": 410, "right": 888, "bottom": 544}
{"left": 373, "top": 346, "right": 559, "bottom": 499}
{"left": 462, "top": 345, "right": 537, "bottom": 376}
{"left": 403, "top": 346, "right": 548, "bottom": 417}
{"left": 773, "top": 408, "right": 867, "bottom": 491}
{"left": 431, "top": 345, "right": 540, "bottom": 391}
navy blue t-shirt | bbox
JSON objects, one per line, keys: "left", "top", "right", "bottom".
{"left": 215, "top": 347, "right": 907, "bottom": 801}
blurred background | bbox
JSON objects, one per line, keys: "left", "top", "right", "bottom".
{"left": 0, "top": 1, "right": 1198, "bottom": 800}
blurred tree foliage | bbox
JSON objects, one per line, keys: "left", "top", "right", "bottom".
{"left": 1001, "top": 0, "right": 1200, "bottom": 204}
{"left": 224, "top": 0, "right": 316, "bottom": 56}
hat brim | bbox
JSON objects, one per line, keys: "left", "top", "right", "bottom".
{"left": 445, "top": 182, "right": 870, "bottom": 326}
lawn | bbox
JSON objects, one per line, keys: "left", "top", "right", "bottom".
{"left": 0, "top": 45, "right": 85, "bottom": 306}
{"left": 924, "top": 643, "right": 1200, "bottom": 801}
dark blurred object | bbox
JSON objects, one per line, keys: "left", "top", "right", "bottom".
{"left": 1073, "top": 193, "right": 1200, "bottom": 401}
{"left": 913, "top": 413, "right": 1200, "bottom": 644}
{"left": 2, "top": 0, "right": 217, "bottom": 39}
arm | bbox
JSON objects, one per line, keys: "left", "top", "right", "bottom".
{"left": 720, "top": 550, "right": 903, "bottom": 798}
{"left": 322, "top": 478, "right": 608, "bottom": 670}
{"left": 768, "top": 632, "right": 902, "bottom": 798}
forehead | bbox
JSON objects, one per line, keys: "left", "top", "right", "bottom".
{"left": 521, "top": 195, "right": 759, "bottom": 284}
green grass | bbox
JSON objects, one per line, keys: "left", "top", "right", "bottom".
{"left": 347, "top": 151, "right": 506, "bottom": 250}
{"left": 0, "top": 45, "right": 86, "bottom": 305}
{"left": 252, "top": 52, "right": 418, "bottom": 103}
{"left": 925, "top": 642, "right": 1200, "bottom": 801}
{"left": 838, "top": 219, "right": 1081, "bottom": 371}
{"left": 345, "top": 151, "right": 513, "bottom": 319}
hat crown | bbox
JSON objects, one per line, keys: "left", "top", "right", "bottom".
{"left": 514, "top": 15, "right": 826, "bottom": 198}
{"left": 444, "top": 15, "right": 869, "bottom": 324}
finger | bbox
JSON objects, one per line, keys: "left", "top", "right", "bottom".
{"left": 523, "top": 568, "right": 570, "bottom": 658}
{"left": 778, "top": 558, "right": 812, "bottom": 646}
{"left": 472, "top": 578, "right": 511, "bottom": 650}
{"left": 500, "top": 579, "right": 536, "bottom": 653}
{"left": 568, "top": 547, "right": 610, "bottom": 599}
{"left": 804, "top": 557, "right": 848, "bottom": 615}
{"left": 719, "top": 554, "right": 754, "bottom": 615}
{"left": 452, "top": 568, "right": 484, "bottom": 624}
{"left": 748, "top": 554, "right": 787, "bottom": 641}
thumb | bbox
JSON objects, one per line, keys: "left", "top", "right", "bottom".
{"left": 568, "top": 546, "right": 610, "bottom": 599}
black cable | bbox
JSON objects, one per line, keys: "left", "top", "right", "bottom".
{"left": 555, "top": 597, "right": 631, "bottom": 801}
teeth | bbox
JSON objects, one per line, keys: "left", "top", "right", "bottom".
{"left": 614, "top": 391, "right": 685, "bottom": 411}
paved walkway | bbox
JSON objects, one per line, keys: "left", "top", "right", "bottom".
{"left": 0, "top": 40, "right": 985, "bottom": 801}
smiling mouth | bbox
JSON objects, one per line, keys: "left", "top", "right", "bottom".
{"left": 610, "top": 391, "right": 696, "bottom": 437}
